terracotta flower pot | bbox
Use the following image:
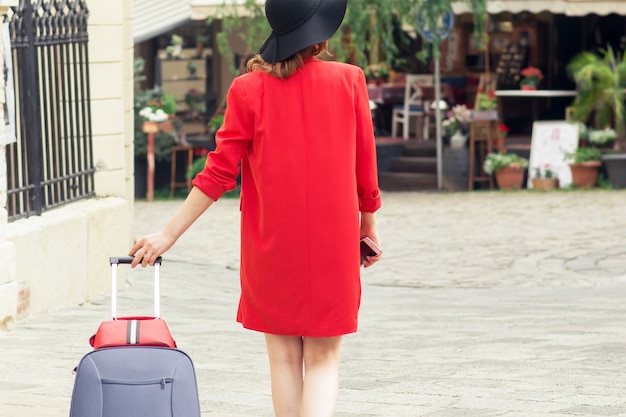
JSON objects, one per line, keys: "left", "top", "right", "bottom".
{"left": 493, "top": 135, "right": 505, "bottom": 151}
{"left": 532, "top": 177, "right": 559, "bottom": 190}
{"left": 569, "top": 161, "right": 601, "bottom": 188}
{"left": 520, "top": 84, "right": 537, "bottom": 91}
{"left": 495, "top": 165, "right": 525, "bottom": 190}
{"left": 142, "top": 119, "right": 173, "bottom": 134}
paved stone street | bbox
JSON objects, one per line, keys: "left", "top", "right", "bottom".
{"left": 1, "top": 190, "right": 626, "bottom": 417}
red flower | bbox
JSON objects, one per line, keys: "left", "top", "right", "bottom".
{"left": 497, "top": 124, "right": 510, "bottom": 138}
{"left": 193, "top": 147, "right": 209, "bottom": 156}
{"left": 520, "top": 66, "right": 543, "bottom": 80}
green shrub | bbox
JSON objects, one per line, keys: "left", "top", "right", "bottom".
{"left": 483, "top": 152, "right": 529, "bottom": 175}
{"left": 566, "top": 146, "right": 602, "bottom": 164}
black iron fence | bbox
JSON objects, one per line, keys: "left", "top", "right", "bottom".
{"left": 5, "top": 0, "right": 94, "bottom": 221}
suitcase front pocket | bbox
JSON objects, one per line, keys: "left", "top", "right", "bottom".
{"left": 101, "top": 377, "right": 174, "bottom": 417}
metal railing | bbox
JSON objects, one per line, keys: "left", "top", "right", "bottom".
{"left": 5, "top": 0, "right": 94, "bottom": 221}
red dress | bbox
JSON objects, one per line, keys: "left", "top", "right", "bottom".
{"left": 192, "top": 58, "right": 381, "bottom": 337}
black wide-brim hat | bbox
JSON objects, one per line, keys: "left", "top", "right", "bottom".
{"left": 258, "top": 0, "right": 348, "bottom": 63}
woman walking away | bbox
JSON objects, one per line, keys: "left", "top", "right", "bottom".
{"left": 129, "top": 0, "right": 382, "bottom": 415}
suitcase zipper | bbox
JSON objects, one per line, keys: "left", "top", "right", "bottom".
{"left": 101, "top": 377, "right": 173, "bottom": 389}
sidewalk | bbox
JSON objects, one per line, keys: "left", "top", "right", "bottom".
{"left": 2, "top": 190, "right": 626, "bottom": 417}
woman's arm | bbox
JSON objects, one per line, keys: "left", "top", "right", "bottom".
{"left": 129, "top": 187, "right": 214, "bottom": 267}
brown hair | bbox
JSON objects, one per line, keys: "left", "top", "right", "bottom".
{"left": 246, "top": 41, "right": 329, "bottom": 79}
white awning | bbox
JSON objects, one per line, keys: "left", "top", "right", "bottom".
{"left": 190, "top": 0, "right": 264, "bottom": 20}
{"left": 133, "top": 0, "right": 193, "bottom": 44}
{"left": 191, "top": 0, "right": 625, "bottom": 21}
{"left": 452, "top": 0, "right": 626, "bottom": 16}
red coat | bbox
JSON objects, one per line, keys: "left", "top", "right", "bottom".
{"left": 192, "top": 58, "right": 381, "bottom": 337}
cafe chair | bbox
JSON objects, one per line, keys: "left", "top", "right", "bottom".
{"left": 422, "top": 83, "right": 454, "bottom": 140}
{"left": 391, "top": 74, "right": 432, "bottom": 140}
{"left": 369, "top": 100, "right": 379, "bottom": 135}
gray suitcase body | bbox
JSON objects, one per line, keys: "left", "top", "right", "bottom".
{"left": 69, "top": 346, "right": 201, "bottom": 417}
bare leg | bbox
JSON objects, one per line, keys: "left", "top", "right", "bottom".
{"left": 264, "top": 335, "right": 343, "bottom": 417}
{"left": 302, "top": 336, "right": 343, "bottom": 417}
{"left": 265, "top": 334, "right": 304, "bottom": 417}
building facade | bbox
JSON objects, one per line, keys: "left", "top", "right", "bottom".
{"left": 0, "top": 0, "right": 135, "bottom": 325}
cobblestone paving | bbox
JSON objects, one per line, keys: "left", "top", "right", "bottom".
{"left": 1, "top": 190, "right": 626, "bottom": 417}
{"left": 366, "top": 191, "right": 626, "bottom": 289}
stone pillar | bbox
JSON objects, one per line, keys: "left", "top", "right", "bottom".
{"left": 89, "top": 0, "right": 135, "bottom": 204}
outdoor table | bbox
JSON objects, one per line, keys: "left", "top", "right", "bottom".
{"left": 367, "top": 83, "right": 405, "bottom": 105}
{"left": 495, "top": 89, "right": 577, "bottom": 121}
{"left": 367, "top": 83, "right": 454, "bottom": 136}
{"left": 367, "top": 83, "right": 454, "bottom": 105}
{"left": 368, "top": 83, "right": 405, "bottom": 135}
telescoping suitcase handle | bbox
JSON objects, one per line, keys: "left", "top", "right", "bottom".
{"left": 109, "top": 256, "right": 163, "bottom": 320}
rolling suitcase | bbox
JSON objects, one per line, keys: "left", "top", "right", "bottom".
{"left": 69, "top": 346, "right": 201, "bottom": 417}
{"left": 89, "top": 256, "right": 176, "bottom": 349}
{"left": 69, "top": 256, "right": 201, "bottom": 417}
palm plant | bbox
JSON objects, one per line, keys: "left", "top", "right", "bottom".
{"left": 567, "top": 45, "right": 626, "bottom": 152}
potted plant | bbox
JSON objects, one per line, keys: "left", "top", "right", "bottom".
{"left": 472, "top": 88, "right": 498, "bottom": 120}
{"left": 567, "top": 45, "right": 626, "bottom": 188}
{"left": 165, "top": 34, "right": 183, "bottom": 59}
{"left": 187, "top": 61, "right": 197, "bottom": 78}
{"left": 519, "top": 66, "right": 543, "bottom": 90}
{"left": 442, "top": 104, "right": 472, "bottom": 148}
{"left": 364, "top": 62, "right": 390, "bottom": 85}
{"left": 565, "top": 146, "right": 602, "bottom": 188}
{"left": 588, "top": 127, "right": 617, "bottom": 150}
{"left": 133, "top": 59, "right": 181, "bottom": 197}
{"left": 139, "top": 93, "right": 177, "bottom": 131}
{"left": 531, "top": 164, "right": 559, "bottom": 190}
{"left": 483, "top": 151, "right": 529, "bottom": 190}
{"left": 496, "top": 124, "right": 509, "bottom": 151}
{"left": 184, "top": 88, "right": 205, "bottom": 120}
{"left": 194, "top": 34, "right": 208, "bottom": 58}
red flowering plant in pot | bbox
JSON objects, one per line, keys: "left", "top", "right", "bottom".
{"left": 495, "top": 124, "right": 509, "bottom": 150}
{"left": 519, "top": 66, "right": 543, "bottom": 90}
{"left": 472, "top": 88, "right": 498, "bottom": 121}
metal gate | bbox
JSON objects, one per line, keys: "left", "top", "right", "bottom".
{"left": 5, "top": 0, "right": 94, "bottom": 221}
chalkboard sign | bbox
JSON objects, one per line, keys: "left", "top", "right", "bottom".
{"left": 495, "top": 43, "right": 528, "bottom": 89}
{"left": 528, "top": 121, "right": 579, "bottom": 188}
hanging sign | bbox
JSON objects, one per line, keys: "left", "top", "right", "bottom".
{"left": 416, "top": 9, "right": 455, "bottom": 42}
